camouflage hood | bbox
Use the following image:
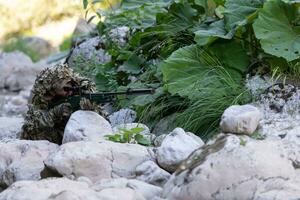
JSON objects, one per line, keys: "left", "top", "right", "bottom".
{"left": 30, "top": 63, "right": 96, "bottom": 109}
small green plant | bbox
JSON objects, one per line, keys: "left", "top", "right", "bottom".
{"left": 250, "top": 131, "right": 265, "bottom": 140}
{"left": 105, "top": 127, "right": 151, "bottom": 146}
{"left": 239, "top": 138, "right": 247, "bottom": 146}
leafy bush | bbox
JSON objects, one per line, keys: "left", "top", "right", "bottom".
{"left": 82, "top": 0, "right": 300, "bottom": 139}
{"left": 105, "top": 127, "right": 151, "bottom": 146}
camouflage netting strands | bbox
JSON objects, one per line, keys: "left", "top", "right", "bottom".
{"left": 21, "top": 64, "right": 97, "bottom": 144}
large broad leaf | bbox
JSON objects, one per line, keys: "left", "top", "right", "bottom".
{"left": 102, "top": 0, "right": 172, "bottom": 29}
{"left": 253, "top": 0, "right": 300, "bottom": 61}
{"left": 161, "top": 44, "right": 247, "bottom": 100}
{"left": 210, "top": 40, "right": 250, "bottom": 73}
{"left": 194, "top": 20, "right": 234, "bottom": 46}
{"left": 223, "top": 0, "right": 264, "bottom": 31}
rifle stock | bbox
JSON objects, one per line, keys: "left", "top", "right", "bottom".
{"left": 49, "top": 88, "right": 154, "bottom": 110}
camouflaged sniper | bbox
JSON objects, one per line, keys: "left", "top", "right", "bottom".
{"left": 21, "top": 63, "right": 100, "bottom": 144}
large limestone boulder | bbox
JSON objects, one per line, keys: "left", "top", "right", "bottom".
{"left": 0, "top": 178, "right": 145, "bottom": 200}
{"left": 0, "top": 52, "right": 45, "bottom": 91}
{"left": 162, "top": 135, "right": 299, "bottom": 200}
{"left": 0, "top": 117, "right": 24, "bottom": 139}
{"left": 93, "top": 178, "right": 162, "bottom": 200}
{"left": 62, "top": 110, "right": 113, "bottom": 144}
{"left": 220, "top": 104, "right": 262, "bottom": 135}
{"left": 44, "top": 141, "right": 153, "bottom": 183}
{"left": 135, "top": 160, "right": 170, "bottom": 187}
{"left": 156, "top": 128, "right": 204, "bottom": 172}
{"left": 96, "top": 188, "right": 145, "bottom": 200}
{"left": 0, "top": 140, "right": 58, "bottom": 190}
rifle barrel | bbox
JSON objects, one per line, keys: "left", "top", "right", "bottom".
{"left": 93, "top": 88, "right": 155, "bottom": 96}
{"left": 49, "top": 88, "right": 155, "bottom": 109}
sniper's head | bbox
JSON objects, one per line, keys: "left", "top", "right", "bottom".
{"left": 30, "top": 64, "right": 80, "bottom": 106}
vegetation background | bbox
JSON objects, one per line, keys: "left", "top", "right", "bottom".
{"left": 1, "top": 0, "right": 299, "bottom": 141}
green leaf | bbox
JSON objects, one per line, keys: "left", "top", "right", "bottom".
{"left": 123, "top": 131, "right": 131, "bottom": 143}
{"left": 129, "top": 127, "right": 145, "bottom": 134}
{"left": 102, "top": 0, "right": 172, "bottom": 30}
{"left": 253, "top": 0, "right": 300, "bottom": 61}
{"left": 83, "top": 0, "right": 88, "bottom": 9}
{"left": 210, "top": 40, "right": 250, "bottom": 74}
{"left": 194, "top": 20, "right": 233, "bottom": 46}
{"left": 104, "top": 134, "right": 122, "bottom": 142}
{"left": 132, "top": 87, "right": 164, "bottom": 106}
{"left": 161, "top": 44, "right": 246, "bottom": 100}
{"left": 119, "top": 54, "right": 145, "bottom": 74}
{"left": 135, "top": 134, "right": 151, "bottom": 146}
{"left": 223, "top": 0, "right": 264, "bottom": 31}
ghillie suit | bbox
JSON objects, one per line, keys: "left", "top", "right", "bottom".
{"left": 21, "top": 63, "right": 101, "bottom": 144}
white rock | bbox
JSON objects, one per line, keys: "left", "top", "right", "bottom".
{"left": 62, "top": 110, "right": 113, "bottom": 144}
{"left": 93, "top": 178, "right": 162, "bottom": 200}
{"left": 0, "top": 178, "right": 145, "bottom": 200}
{"left": 22, "top": 36, "right": 55, "bottom": 59}
{"left": 0, "top": 117, "right": 24, "bottom": 139}
{"left": 156, "top": 128, "right": 204, "bottom": 172}
{"left": 135, "top": 160, "right": 170, "bottom": 187}
{"left": 162, "top": 135, "right": 299, "bottom": 200}
{"left": 220, "top": 104, "right": 262, "bottom": 135}
{"left": 109, "top": 26, "right": 130, "bottom": 47}
{"left": 153, "top": 134, "right": 167, "bottom": 147}
{"left": 152, "top": 114, "right": 177, "bottom": 136}
{"left": 253, "top": 177, "right": 300, "bottom": 200}
{"left": 67, "top": 36, "right": 111, "bottom": 69}
{"left": 0, "top": 139, "right": 58, "bottom": 190}
{"left": 1, "top": 94, "right": 28, "bottom": 116}
{"left": 44, "top": 141, "right": 152, "bottom": 183}
{"left": 97, "top": 188, "right": 145, "bottom": 200}
{"left": 256, "top": 84, "right": 300, "bottom": 140}
{"left": 0, "top": 52, "right": 45, "bottom": 91}
{"left": 109, "top": 108, "right": 137, "bottom": 127}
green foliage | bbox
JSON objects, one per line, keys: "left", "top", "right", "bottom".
{"left": 59, "top": 36, "right": 73, "bottom": 51}
{"left": 81, "top": 0, "right": 300, "bottom": 140}
{"left": 161, "top": 43, "right": 249, "bottom": 100}
{"left": 253, "top": 0, "right": 300, "bottom": 61}
{"left": 2, "top": 38, "right": 41, "bottom": 62}
{"left": 223, "top": 0, "right": 264, "bottom": 31}
{"left": 193, "top": 20, "right": 233, "bottom": 46}
{"left": 239, "top": 138, "right": 247, "bottom": 146}
{"left": 250, "top": 131, "right": 265, "bottom": 140}
{"left": 105, "top": 127, "right": 151, "bottom": 146}
{"left": 161, "top": 44, "right": 251, "bottom": 138}
{"left": 98, "top": 0, "right": 173, "bottom": 30}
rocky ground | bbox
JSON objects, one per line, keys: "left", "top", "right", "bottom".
{"left": 1, "top": 42, "right": 300, "bottom": 200}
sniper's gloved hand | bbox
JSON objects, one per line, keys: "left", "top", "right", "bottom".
{"left": 79, "top": 98, "right": 98, "bottom": 111}
{"left": 52, "top": 103, "right": 73, "bottom": 119}
{"left": 79, "top": 98, "right": 108, "bottom": 117}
